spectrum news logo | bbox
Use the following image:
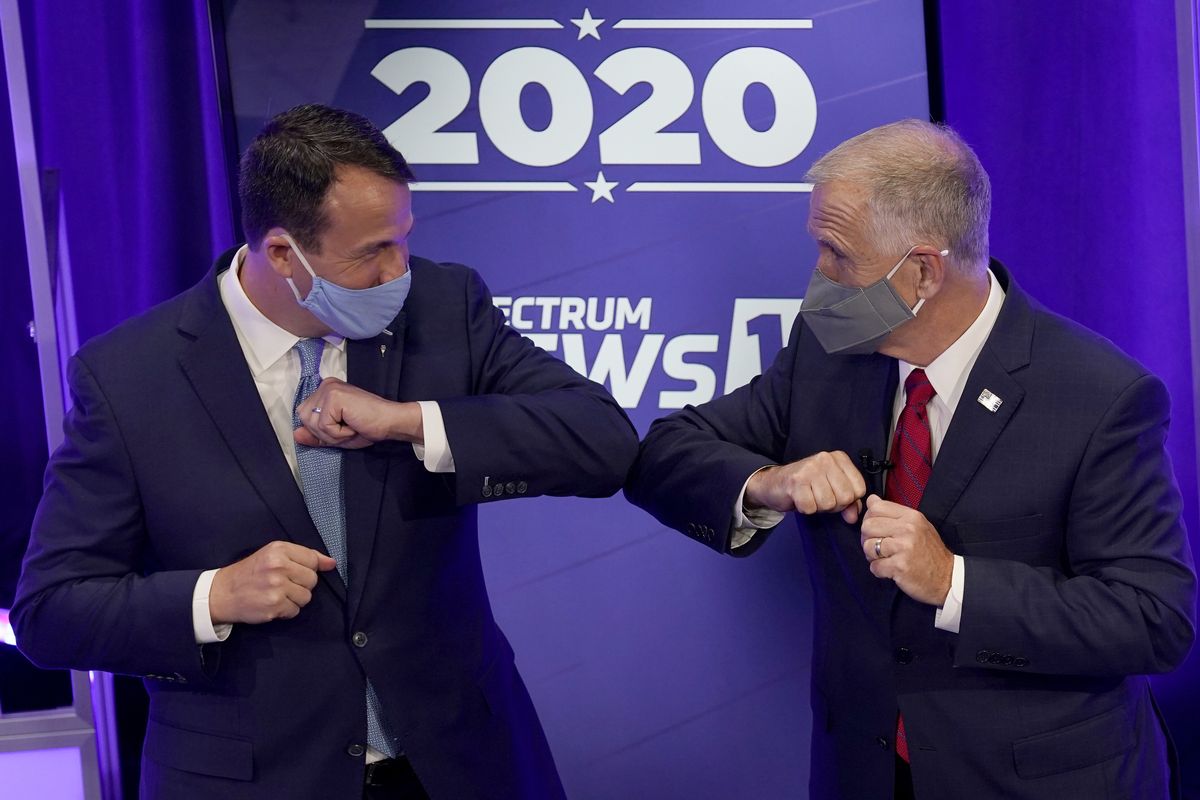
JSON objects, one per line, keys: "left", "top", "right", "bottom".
{"left": 493, "top": 295, "right": 802, "bottom": 410}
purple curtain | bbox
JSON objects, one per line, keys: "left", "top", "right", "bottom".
{"left": 24, "top": 0, "right": 233, "bottom": 342}
{"left": 0, "top": 44, "right": 43, "bottom": 608}
{"left": 940, "top": 0, "right": 1200, "bottom": 784}
{"left": 15, "top": 3, "right": 233, "bottom": 795}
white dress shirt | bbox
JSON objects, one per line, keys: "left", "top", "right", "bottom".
{"left": 734, "top": 270, "right": 1006, "bottom": 634}
{"left": 191, "top": 247, "right": 455, "bottom": 644}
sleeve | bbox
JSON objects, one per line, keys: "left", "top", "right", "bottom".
{"left": 624, "top": 315, "right": 802, "bottom": 555}
{"left": 954, "top": 374, "right": 1196, "bottom": 676}
{"left": 435, "top": 268, "right": 639, "bottom": 505}
{"left": 933, "top": 555, "right": 965, "bottom": 633}
{"left": 11, "top": 356, "right": 221, "bottom": 684}
{"left": 730, "top": 468, "right": 787, "bottom": 549}
{"left": 192, "top": 569, "right": 232, "bottom": 644}
{"left": 412, "top": 400, "right": 455, "bottom": 472}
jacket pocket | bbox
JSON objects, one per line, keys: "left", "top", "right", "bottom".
{"left": 143, "top": 716, "right": 253, "bottom": 781}
{"left": 957, "top": 513, "right": 1044, "bottom": 543}
{"left": 956, "top": 514, "right": 1061, "bottom": 565}
{"left": 1012, "top": 704, "right": 1136, "bottom": 779}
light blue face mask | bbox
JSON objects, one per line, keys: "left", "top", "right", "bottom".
{"left": 282, "top": 233, "right": 411, "bottom": 340}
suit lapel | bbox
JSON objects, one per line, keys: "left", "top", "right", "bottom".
{"left": 849, "top": 356, "right": 898, "bottom": 499}
{"left": 846, "top": 355, "right": 902, "bottom": 626}
{"left": 177, "top": 259, "right": 347, "bottom": 604}
{"left": 343, "top": 311, "right": 407, "bottom": 617}
{"left": 919, "top": 261, "right": 1033, "bottom": 534}
{"left": 920, "top": 353, "right": 1023, "bottom": 532}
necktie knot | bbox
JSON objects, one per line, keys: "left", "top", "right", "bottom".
{"left": 904, "top": 368, "right": 936, "bottom": 408}
{"left": 294, "top": 338, "right": 325, "bottom": 379}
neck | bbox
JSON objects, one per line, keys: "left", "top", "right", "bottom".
{"left": 880, "top": 269, "right": 990, "bottom": 367}
{"left": 240, "top": 250, "right": 328, "bottom": 338}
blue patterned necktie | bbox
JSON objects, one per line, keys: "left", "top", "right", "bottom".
{"left": 291, "top": 338, "right": 396, "bottom": 759}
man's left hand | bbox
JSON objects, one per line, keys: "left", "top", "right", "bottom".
{"left": 860, "top": 495, "right": 954, "bottom": 606}
{"left": 294, "top": 378, "right": 423, "bottom": 449}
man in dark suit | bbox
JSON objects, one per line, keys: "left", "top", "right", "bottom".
{"left": 13, "top": 104, "right": 638, "bottom": 799}
{"left": 625, "top": 120, "right": 1196, "bottom": 799}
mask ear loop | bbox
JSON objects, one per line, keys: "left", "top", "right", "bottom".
{"left": 888, "top": 246, "right": 950, "bottom": 315}
{"left": 280, "top": 233, "right": 320, "bottom": 302}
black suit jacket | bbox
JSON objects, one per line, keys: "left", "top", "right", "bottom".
{"left": 626, "top": 261, "right": 1195, "bottom": 799}
{"left": 14, "top": 249, "right": 638, "bottom": 799}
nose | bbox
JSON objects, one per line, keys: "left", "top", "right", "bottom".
{"left": 379, "top": 246, "right": 410, "bottom": 284}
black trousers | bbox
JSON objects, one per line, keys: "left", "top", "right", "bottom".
{"left": 362, "top": 756, "right": 429, "bottom": 800}
{"left": 895, "top": 755, "right": 916, "bottom": 800}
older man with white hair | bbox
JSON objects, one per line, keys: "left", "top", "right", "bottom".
{"left": 626, "top": 119, "right": 1195, "bottom": 799}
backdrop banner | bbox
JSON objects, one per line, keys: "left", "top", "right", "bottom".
{"left": 220, "top": 1, "right": 931, "bottom": 795}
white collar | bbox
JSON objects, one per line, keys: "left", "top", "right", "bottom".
{"left": 898, "top": 268, "right": 1006, "bottom": 413}
{"left": 218, "top": 245, "right": 345, "bottom": 377}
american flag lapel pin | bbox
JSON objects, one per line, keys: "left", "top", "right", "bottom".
{"left": 977, "top": 389, "right": 1003, "bottom": 413}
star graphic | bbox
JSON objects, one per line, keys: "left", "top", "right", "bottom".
{"left": 584, "top": 170, "right": 618, "bottom": 203}
{"left": 570, "top": 8, "right": 605, "bottom": 40}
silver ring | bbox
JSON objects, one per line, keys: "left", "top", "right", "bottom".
{"left": 311, "top": 407, "right": 323, "bottom": 414}
{"left": 874, "top": 538, "right": 883, "bottom": 559}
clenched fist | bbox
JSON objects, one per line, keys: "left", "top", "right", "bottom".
{"left": 209, "top": 540, "right": 337, "bottom": 624}
{"left": 293, "top": 378, "right": 422, "bottom": 449}
{"left": 745, "top": 450, "right": 867, "bottom": 523}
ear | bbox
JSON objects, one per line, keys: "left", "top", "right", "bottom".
{"left": 915, "top": 248, "right": 948, "bottom": 300}
{"left": 261, "top": 230, "right": 294, "bottom": 278}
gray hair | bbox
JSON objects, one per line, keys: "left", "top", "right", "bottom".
{"left": 805, "top": 120, "right": 991, "bottom": 272}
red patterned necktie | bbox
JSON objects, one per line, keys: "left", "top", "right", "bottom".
{"left": 884, "top": 368, "right": 936, "bottom": 763}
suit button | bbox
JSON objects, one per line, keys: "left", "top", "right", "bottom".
{"left": 1001, "top": 655, "right": 1014, "bottom": 666}
{"left": 347, "top": 743, "right": 365, "bottom": 757}
{"left": 876, "top": 737, "right": 889, "bottom": 750}
{"left": 1013, "top": 657, "right": 1029, "bottom": 668}
{"left": 505, "top": 481, "right": 516, "bottom": 495}
{"left": 988, "top": 653, "right": 1003, "bottom": 665}
{"left": 482, "top": 485, "right": 493, "bottom": 498}
{"left": 976, "top": 650, "right": 990, "bottom": 664}
{"left": 352, "top": 631, "right": 368, "bottom": 648}
{"left": 517, "top": 481, "right": 528, "bottom": 494}
{"left": 895, "top": 647, "right": 913, "bottom": 665}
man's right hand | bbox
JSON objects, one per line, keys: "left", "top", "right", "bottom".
{"left": 209, "top": 541, "right": 337, "bottom": 625}
{"left": 744, "top": 451, "right": 867, "bottom": 524}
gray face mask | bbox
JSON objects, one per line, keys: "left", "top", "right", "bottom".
{"left": 799, "top": 246, "right": 948, "bottom": 355}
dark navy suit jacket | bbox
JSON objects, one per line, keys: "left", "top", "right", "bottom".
{"left": 626, "top": 262, "right": 1195, "bottom": 799}
{"left": 14, "top": 249, "right": 638, "bottom": 799}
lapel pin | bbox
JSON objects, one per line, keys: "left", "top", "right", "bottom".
{"left": 379, "top": 344, "right": 387, "bottom": 358}
{"left": 977, "top": 389, "right": 1003, "bottom": 413}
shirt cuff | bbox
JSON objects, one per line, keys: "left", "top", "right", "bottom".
{"left": 933, "top": 554, "right": 965, "bottom": 633}
{"left": 730, "top": 468, "right": 786, "bottom": 549}
{"left": 412, "top": 400, "right": 455, "bottom": 473}
{"left": 193, "top": 569, "right": 232, "bottom": 644}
